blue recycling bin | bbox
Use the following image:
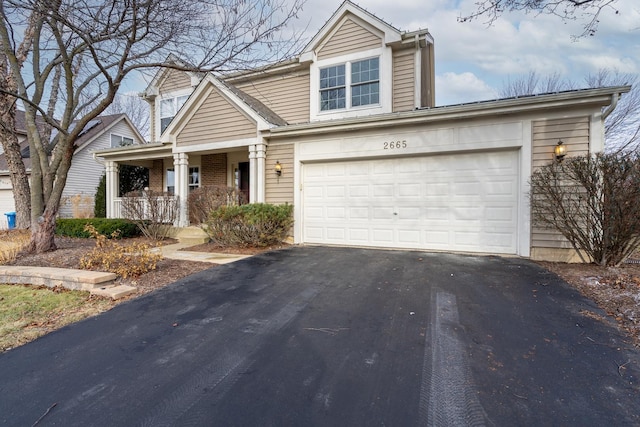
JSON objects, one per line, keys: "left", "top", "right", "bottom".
{"left": 5, "top": 212, "right": 16, "bottom": 229}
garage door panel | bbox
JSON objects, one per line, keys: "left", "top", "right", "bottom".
{"left": 303, "top": 151, "right": 519, "bottom": 254}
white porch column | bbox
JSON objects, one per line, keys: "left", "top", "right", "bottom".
{"left": 174, "top": 152, "right": 189, "bottom": 227}
{"left": 248, "top": 145, "right": 258, "bottom": 203}
{"left": 105, "top": 161, "right": 119, "bottom": 218}
{"left": 255, "top": 142, "right": 266, "bottom": 202}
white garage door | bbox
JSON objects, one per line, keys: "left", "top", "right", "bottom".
{"left": 302, "top": 150, "right": 520, "bottom": 254}
{"left": 0, "top": 189, "right": 16, "bottom": 228}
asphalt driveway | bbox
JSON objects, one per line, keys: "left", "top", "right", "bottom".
{"left": 1, "top": 247, "right": 639, "bottom": 426}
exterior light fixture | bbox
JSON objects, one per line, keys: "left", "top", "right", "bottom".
{"left": 275, "top": 161, "right": 282, "bottom": 176}
{"left": 554, "top": 140, "right": 566, "bottom": 162}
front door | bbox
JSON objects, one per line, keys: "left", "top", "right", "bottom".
{"left": 238, "top": 161, "right": 250, "bottom": 203}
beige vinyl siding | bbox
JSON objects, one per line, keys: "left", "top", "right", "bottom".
{"left": 177, "top": 87, "right": 256, "bottom": 147}
{"left": 235, "top": 70, "right": 310, "bottom": 124}
{"left": 531, "top": 116, "right": 590, "bottom": 249}
{"left": 392, "top": 50, "right": 415, "bottom": 112}
{"left": 265, "top": 143, "right": 294, "bottom": 204}
{"left": 159, "top": 69, "right": 192, "bottom": 93}
{"left": 317, "top": 17, "right": 381, "bottom": 60}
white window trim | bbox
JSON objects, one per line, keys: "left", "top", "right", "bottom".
{"left": 188, "top": 165, "right": 201, "bottom": 192}
{"left": 310, "top": 47, "right": 392, "bottom": 121}
{"left": 155, "top": 87, "right": 194, "bottom": 139}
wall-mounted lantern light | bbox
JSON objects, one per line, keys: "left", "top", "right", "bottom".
{"left": 554, "top": 140, "right": 567, "bottom": 162}
{"left": 275, "top": 161, "right": 282, "bottom": 176}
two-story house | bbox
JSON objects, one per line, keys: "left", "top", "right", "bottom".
{"left": 95, "top": 1, "right": 628, "bottom": 262}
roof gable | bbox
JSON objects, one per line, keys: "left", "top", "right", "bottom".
{"left": 300, "top": 1, "right": 402, "bottom": 62}
{"left": 162, "top": 73, "right": 284, "bottom": 141}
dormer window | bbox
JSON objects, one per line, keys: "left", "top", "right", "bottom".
{"left": 318, "top": 57, "right": 379, "bottom": 112}
{"left": 160, "top": 94, "right": 189, "bottom": 133}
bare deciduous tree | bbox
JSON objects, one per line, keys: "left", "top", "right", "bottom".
{"left": 530, "top": 153, "right": 640, "bottom": 266}
{"left": 0, "top": 0, "right": 303, "bottom": 252}
{"left": 103, "top": 94, "right": 151, "bottom": 141}
{"left": 500, "top": 71, "right": 574, "bottom": 98}
{"left": 459, "top": 0, "right": 621, "bottom": 37}
{"left": 501, "top": 69, "right": 639, "bottom": 152}
{"left": 584, "top": 70, "right": 640, "bottom": 152}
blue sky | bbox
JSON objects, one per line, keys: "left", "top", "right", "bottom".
{"left": 292, "top": 0, "right": 639, "bottom": 105}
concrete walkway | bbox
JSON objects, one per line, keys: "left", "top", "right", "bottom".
{"left": 154, "top": 242, "right": 252, "bottom": 264}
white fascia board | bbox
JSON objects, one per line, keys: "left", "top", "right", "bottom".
{"left": 93, "top": 142, "right": 171, "bottom": 160}
{"left": 173, "top": 138, "right": 256, "bottom": 153}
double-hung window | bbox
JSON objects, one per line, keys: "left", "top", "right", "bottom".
{"left": 160, "top": 94, "right": 190, "bottom": 133}
{"left": 351, "top": 58, "right": 379, "bottom": 107}
{"left": 320, "top": 65, "right": 346, "bottom": 111}
{"left": 319, "top": 57, "right": 379, "bottom": 111}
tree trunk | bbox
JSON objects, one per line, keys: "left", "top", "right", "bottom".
{"left": 27, "top": 208, "right": 57, "bottom": 253}
{"left": 0, "top": 55, "right": 31, "bottom": 229}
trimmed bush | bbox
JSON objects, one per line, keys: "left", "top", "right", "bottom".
{"left": 205, "top": 203, "right": 293, "bottom": 247}
{"left": 56, "top": 218, "right": 141, "bottom": 238}
{"left": 94, "top": 173, "right": 106, "bottom": 218}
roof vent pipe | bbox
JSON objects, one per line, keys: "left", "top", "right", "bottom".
{"left": 602, "top": 92, "right": 619, "bottom": 120}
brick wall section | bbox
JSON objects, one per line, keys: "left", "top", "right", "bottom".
{"left": 149, "top": 160, "right": 164, "bottom": 192}
{"left": 202, "top": 153, "right": 227, "bottom": 187}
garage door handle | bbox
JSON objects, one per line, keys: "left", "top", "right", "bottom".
{"left": 393, "top": 212, "right": 398, "bottom": 215}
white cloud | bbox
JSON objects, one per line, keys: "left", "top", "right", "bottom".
{"left": 436, "top": 72, "right": 498, "bottom": 105}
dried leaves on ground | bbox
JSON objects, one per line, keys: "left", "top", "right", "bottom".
{"left": 541, "top": 261, "right": 640, "bottom": 347}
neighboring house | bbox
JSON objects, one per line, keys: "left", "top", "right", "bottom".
{"left": 0, "top": 112, "right": 145, "bottom": 226}
{"left": 95, "top": 1, "right": 628, "bottom": 262}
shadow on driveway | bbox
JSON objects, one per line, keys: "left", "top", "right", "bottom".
{"left": 1, "top": 246, "right": 638, "bottom": 426}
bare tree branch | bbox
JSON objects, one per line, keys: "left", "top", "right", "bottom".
{"left": 459, "top": 0, "right": 621, "bottom": 37}
{"left": 0, "top": 0, "right": 304, "bottom": 252}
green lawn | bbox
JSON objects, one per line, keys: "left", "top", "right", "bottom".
{"left": 0, "top": 284, "right": 114, "bottom": 352}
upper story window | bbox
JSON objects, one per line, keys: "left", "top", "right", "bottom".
{"left": 320, "top": 65, "right": 346, "bottom": 111}
{"left": 160, "top": 94, "right": 189, "bottom": 133}
{"left": 110, "top": 134, "right": 134, "bottom": 148}
{"left": 319, "top": 57, "right": 379, "bottom": 112}
{"left": 351, "top": 57, "right": 379, "bottom": 107}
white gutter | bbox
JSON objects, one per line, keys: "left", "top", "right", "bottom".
{"left": 602, "top": 92, "right": 619, "bottom": 120}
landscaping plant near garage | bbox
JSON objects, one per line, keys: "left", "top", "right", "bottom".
{"left": 205, "top": 203, "right": 293, "bottom": 247}
{"left": 530, "top": 152, "right": 640, "bottom": 267}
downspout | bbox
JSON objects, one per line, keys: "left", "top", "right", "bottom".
{"left": 602, "top": 92, "right": 619, "bottom": 120}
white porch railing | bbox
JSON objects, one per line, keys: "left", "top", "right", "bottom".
{"left": 112, "top": 196, "right": 178, "bottom": 222}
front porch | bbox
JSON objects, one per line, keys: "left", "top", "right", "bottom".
{"left": 97, "top": 142, "right": 268, "bottom": 227}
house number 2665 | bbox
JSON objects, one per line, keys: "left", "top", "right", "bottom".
{"left": 383, "top": 140, "right": 407, "bottom": 150}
